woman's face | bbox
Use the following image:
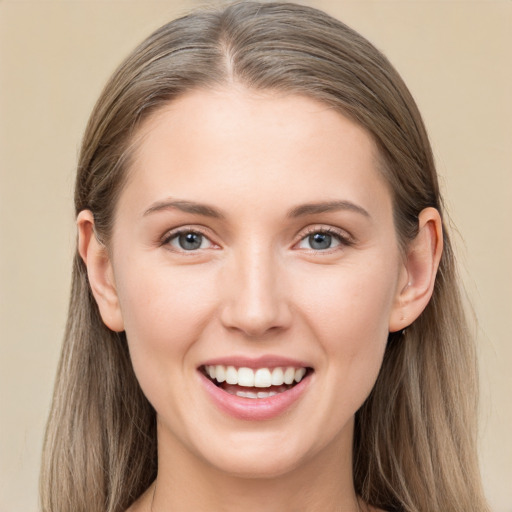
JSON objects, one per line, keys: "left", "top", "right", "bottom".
{"left": 107, "top": 87, "right": 409, "bottom": 477}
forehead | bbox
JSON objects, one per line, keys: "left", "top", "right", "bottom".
{"left": 120, "top": 86, "right": 391, "bottom": 218}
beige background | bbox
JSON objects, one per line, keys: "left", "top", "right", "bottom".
{"left": 0, "top": 1, "right": 510, "bottom": 511}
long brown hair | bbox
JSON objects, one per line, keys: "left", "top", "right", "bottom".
{"left": 41, "top": 3, "right": 489, "bottom": 511}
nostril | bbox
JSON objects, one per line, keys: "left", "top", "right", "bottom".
{"left": 220, "top": 302, "right": 293, "bottom": 339}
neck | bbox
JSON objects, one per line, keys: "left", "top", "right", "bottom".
{"left": 148, "top": 419, "right": 362, "bottom": 512}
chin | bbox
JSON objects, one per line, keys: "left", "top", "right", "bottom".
{"left": 207, "top": 449, "right": 306, "bottom": 480}
{"left": 192, "top": 428, "right": 326, "bottom": 480}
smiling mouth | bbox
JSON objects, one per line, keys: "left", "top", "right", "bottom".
{"left": 201, "top": 365, "right": 313, "bottom": 399}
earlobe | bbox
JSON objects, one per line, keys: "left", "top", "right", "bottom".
{"left": 389, "top": 207, "right": 443, "bottom": 332}
{"left": 77, "top": 210, "right": 125, "bottom": 332}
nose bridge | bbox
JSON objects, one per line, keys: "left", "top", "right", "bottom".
{"left": 220, "top": 239, "right": 290, "bottom": 337}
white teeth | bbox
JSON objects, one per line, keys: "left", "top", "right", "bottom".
{"left": 283, "top": 367, "right": 295, "bottom": 385}
{"left": 215, "top": 365, "right": 226, "bottom": 383}
{"left": 225, "top": 366, "right": 238, "bottom": 385}
{"left": 257, "top": 391, "right": 277, "bottom": 398}
{"left": 235, "top": 390, "right": 278, "bottom": 399}
{"left": 237, "top": 367, "right": 255, "bottom": 387}
{"left": 205, "top": 364, "right": 309, "bottom": 388}
{"left": 271, "top": 367, "right": 284, "bottom": 386}
{"left": 235, "top": 390, "right": 259, "bottom": 399}
{"left": 254, "top": 368, "right": 272, "bottom": 388}
{"left": 295, "top": 367, "right": 306, "bottom": 383}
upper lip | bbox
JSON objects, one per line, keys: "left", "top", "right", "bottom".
{"left": 199, "top": 355, "right": 312, "bottom": 370}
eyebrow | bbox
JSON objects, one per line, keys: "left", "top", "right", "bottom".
{"left": 287, "top": 200, "right": 370, "bottom": 219}
{"left": 143, "top": 199, "right": 225, "bottom": 219}
{"left": 143, "top": 198, "right": 370, "bottom": 220}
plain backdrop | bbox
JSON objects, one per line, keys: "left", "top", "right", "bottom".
{"left": 0, "top": 1, "right": 510, "bottom": 511}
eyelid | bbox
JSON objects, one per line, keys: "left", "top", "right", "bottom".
{"left": 293, "top": 225, "right": 355, "bottom": 250}
{"left": 161, "top": 225, "right": 220, "bottom": 251}
{"left": 159, "top": 224, "right": 354, "bottom": 252}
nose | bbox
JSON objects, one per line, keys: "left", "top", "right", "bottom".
{"left": 219, "top": 245, "right": 292, "bottom": 338}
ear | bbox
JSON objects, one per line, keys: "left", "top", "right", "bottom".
{"left": 77, "top": 210, "right": 124, "bottom": 332}
{"left": 389, "top": 207, "right": 443, "bottom": 332}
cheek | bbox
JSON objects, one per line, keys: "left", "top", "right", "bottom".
{"left": 113, "top": 259, "right": 217, "bottom": 394}
{"left": 294, "top": 259, "right": 397, "bottom": 341}
{"left": 291, "top": 259, "right": 397, "bottom": 391}
{"left": 116, "top": 256, "right": 215, "bottom": 337}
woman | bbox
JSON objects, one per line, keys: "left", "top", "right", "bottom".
{"left": 40, "top": 2, "right": 490, "bottom": 511}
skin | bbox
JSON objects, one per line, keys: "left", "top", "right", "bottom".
{"left": 78, "top": 86, "right": 442, "bottom": 512}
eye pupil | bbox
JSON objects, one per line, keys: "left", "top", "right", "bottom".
{"left": 179, "top": 232, "right": 203, "bottom": 250}
{"left": 309, "top": 232, "right": 332, "bottom": 250}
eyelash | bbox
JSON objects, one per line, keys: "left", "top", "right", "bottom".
{"left": 296, "top": 226, "right": 354, "bottom": 252}
{"left": 161, "top": 227, "right": 215, "bottom": 252}
{"left": 160, "top": 226, "right": 354, "bottom": 253}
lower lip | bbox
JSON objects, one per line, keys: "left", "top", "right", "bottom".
{"left": 199, "top": 371, "right": 312, "bottom": 421}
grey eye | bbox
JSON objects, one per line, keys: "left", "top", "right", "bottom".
{"left": 169, "top": 231, "right": 209, "bottom": 251}
{"left": 308, "top": 232, "right": 332, "bottom": 250}
{"left": 179, "top": 232, "right": 202, "bottom": 250}
{"left": 297, "top": 231, "right": 342, "bottom": 251}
